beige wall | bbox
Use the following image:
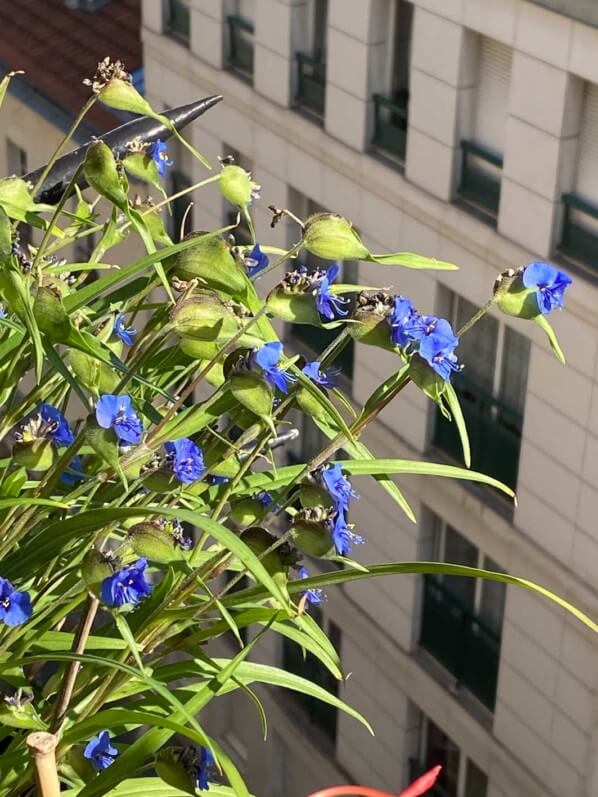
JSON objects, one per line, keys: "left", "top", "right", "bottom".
{"left": 142, "top": 2, "right": 598, "bottom": 796}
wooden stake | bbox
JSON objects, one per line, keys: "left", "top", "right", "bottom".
{"left": 26, "top": 732, "right": 61, "bottom": 797}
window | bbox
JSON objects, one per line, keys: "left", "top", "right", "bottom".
{"left": 432, "top": 291, "right": 529, "bottom": 492}
{"left": 227, "top": 0, "right": 255, "bottom": 78}
{"left": 168, "top": 170, "right": 193, "bottom": 241}
{"left": 371, "top": 0, "right": 413, "bottom": 164}
{"left": 418, "top": 514, "right": 506, "bottom": 711}
{"left": 458, "top": 38, "right": 512, "bottom": 222}
{"left": 560, "top": 81, "right": 598, "bottom": 269}
{"left": 287, "top": 194, "right": 355, "bottom": 383}
{"left": 295, "top": 0, "right": 328, "bottom": 118}
{"left": 281, "top": 605, "right": 340, "bottom": 743}
{"left": 165, "top": 0, "right": 190, "bottom": 44}
{"left": 408, "top": 705, "right": 488, "bottom": 797}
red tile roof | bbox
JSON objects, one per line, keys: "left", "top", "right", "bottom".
{"left": 0, "top": 0, "right": 141, "bottom": 133}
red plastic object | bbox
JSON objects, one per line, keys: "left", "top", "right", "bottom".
{"left": 306, "top": 765, "right": 441, "bottom": 797}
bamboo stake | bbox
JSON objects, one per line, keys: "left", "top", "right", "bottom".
{"left": 26, "top": 732, "right": 61, "bottom": 797}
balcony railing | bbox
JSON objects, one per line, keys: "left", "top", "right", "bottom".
{"left": 296, "top": 52, "right": 326, "bottom": 117}
{"left": 227, "top": 15, "right": 254, "bottom": 76}
{"left": 559, "top": 192, "right": 598, "bottom": 269}
{"left": 458, "top": 140, "right": 503, "bottom": 220}
{"left": 419, "top": 576, "right": 501, "bottom": 711}
{"left": 371, "top": 93, "right": 408, "bottom": 163}
{"left": 432, "top": 372, "right": 522, "bottom": 491}
{"left": 166, "top": 0, "right": 190, "bottom": 44}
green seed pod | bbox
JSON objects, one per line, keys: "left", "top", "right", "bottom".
{"left": 173, "top": 232, "right": 247, "bottom": 296}
{"left": 408, "top": 354, "right": 448, "bottom": 405}
{"left": 128, "top": 521, "right": 183, "bottom": 564}
{"left": 291, "top": 510, "right": 335, "bottom": 558}
{"left": 241, "top": 526, "right": 284, "bottom": 577}
{"left": 266, "top": 284, "right": 321, "bottom": 326}
{"left": 295, "top": 385, "right": 329, "bottom": 421}
{"left": 0, "top": 269, "right": 29, "bottom": 321}
{"left": 122, "top": 152, "right": 163, "bottom": 192}
{"left": 142, "top": 468, "right": 179, "bottom": 493}
{"left": 303, "top": 213, "right": 370, "bottom": 261}
{"left": 33, "top": 286, "right": 71, "bottom": 343}
{"left": 83, "top": 140, "right": 128, "bottom": 209}
{"left": 298, "top": 484, "right": 331, "bottom": 509}
{"left": 81, "top": 548, "right": 114, "bottom": 595}
{"left": 155, "top": 748, "right": 197, "bottom": 797}
{"left": 219, "top": 164, "right": 258, "bottom": 208}
{"left": 494, "top": 269, "right": 539, "bottom": 319}
{"left": 171, "top": 293, "right": 241, "bottom": 342}
{"left": 230, "top": 371, "right": 274, "bottom": 419}
{"left": 13, "top": 439, "right": 56, "bottom": 471}
{"left": 69, "top": 349, "right": 120, "bottom": 396}
{"left": 197, "top": 359, "right": 225, "bottom": 388}
{"left": 231, "top": 497, "right": 267, "bottom": 527}
{"left": 98, "top": 77, "right": 154, "bottom": 117}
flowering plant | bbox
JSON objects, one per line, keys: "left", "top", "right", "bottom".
{"left": 0, "top": 63, "right": 587, "bottom": 797}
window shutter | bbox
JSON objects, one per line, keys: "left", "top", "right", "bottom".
{"left": 575, "top": 82, "right": 598, "bottom": 203}
{"left": 474, "top": 38, "right": 512, "bottom": 155}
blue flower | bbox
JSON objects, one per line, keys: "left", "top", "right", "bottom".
{"left": 302, "top": 360, "right": 340, "bottom": 389}
{"left": 84, "top": 730, "right": 119, "bottom": 772}
{"left": 101, "top": 558, "right": 152, "bottom": 608}
{"left": 320, "top": 463, "right": 358, "bottom": 512}
{"left": 151, "top": 139, "right": 173, "bottom": 178}
{"left": 114, "top": 314, "right": 136, "bottom": 346}
{"left": 96, "top": 394, "right": 143, "bottom": 445}
{"left": 522, "top": 261, "right": 572, "bottom": 315}
{"left": 390, "top": 295, "right": 418, "bottom": 347}
{"left": 0, "top": 577, "right": 32, "bottom": 627}
{"left": 196, "top": 746, "right": 215, "bottom": 791}
{"left": 417, "top": 318, "right": 461, "bottom": 381}
{"left": 256, "top": 490, "right": 273, "bottom": 507}
{"left": 39, "top": 403, "right": 74, "bottom": 447}
{"left": 0, "top": 306, "right": 6, "bottom": 318}
{"left": 250, "top": 342, "right": 294, "bottom": 393}
{"left": 245, "top": 243, "right": 269, "bottom": 278}
{"left": 331, "top": 512, "right": 365, "bottom": 557}
{"left": 315, "top": 264, "right": 349, "bottom": 321}
{"left": 298, "top": 566, "right": 323, "bottom": 605}
{"left": 60, "top": 455, "right": 85, "bottom": 485}
{"left": 165, "top": 438, "right": 206, "bottom": 484}
{"left": 210, "top": 475, "right": 229, "bottom": 486}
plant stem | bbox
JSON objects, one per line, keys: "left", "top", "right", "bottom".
{"left": 26, "top": 732, "right": 61, "bottom": 797}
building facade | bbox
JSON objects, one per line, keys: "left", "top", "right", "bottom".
{"left": 142, "top": 2, "right": 598, "bottom": 796}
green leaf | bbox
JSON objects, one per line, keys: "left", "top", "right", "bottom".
{"left": 443, "top": 382, "right": 471, "bottom": 468}
{"left": 114, "top": 613, "right": 145, "bottom": 673}
{"left": 0, "top": 205, "right": 11, "bottom": 261}
{"left": 535, "top": 314, "right": 565, "bottom": 364}
{"left": 63, "top": 778, "right": 250, "bottom": 797}
{"left": 368, "top": 252, "right": 458, "bottom": 270}
{"left": 222, "top": 562, "right": 598, "bottom": 637}
{"left": 0, "top": 70, "right": 23, "bottom": 110}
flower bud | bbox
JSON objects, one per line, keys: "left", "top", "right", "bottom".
{"left": 219, "top": 164, "right": 258, "bottom": 208}
{"left": 348, "top": 292, "right": 395, "bottom": 348}
{"left": 291, "top": 509, "right": 335, "bottom": 558}
{"left": 13, "top": 439, "right": 56, "bottom": 471}
{"left": 241, "top": 526, "right": 285, "bottom": 577}
{"left": 266, "top": 284, "right": 322, "bottom": 326}
{"left": 298, "top": 484, "right": 331, "bottom": 509}
{"left": 98, "top": 78, "right": 154, "bottom": 117}
{"left": 173, "top": 232, "right": 247, "bottom": 297}
{"left": 494, "top": 269, "right": 539, "bottom": 320}
{"left": 302, "top": 213, "right": 370, "bottom": 261}
{"left": 33, "top": 286, "right": 71, "bottom": 343}
{"left": 69, "top": 349, "right": 119, "bottom": 396}
{"left": 83, "top": 141, "right": 128, "bottom": 209}
{"left": 128, "top": 521, "right": 183, "bottom": 564}
{"left": 81, "top": 548, "right": 114, "bottom": 595}
{"left": 122, "top": 153, "right": 164, "bottom": 196}
{"left": 408, "top": 354, "right": 448, "bottom": 405}
{"left": 230, "top": 497, "right": 267, "bottom": 527}
{"left": 230, "top": 372, "right": 274, "bottom": 419}
{"left": 155, "top": 748, "right": 197, "bottom": 796}
{"left": 171, "top": 293, "right": 241, "bottom": 342}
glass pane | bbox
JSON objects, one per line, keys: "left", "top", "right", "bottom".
{"left": 442, "top": 525, "right": 477, "bottom": 611}
{"left": 392, "top": 0, "right": 413, "bottom": 100}
{"left": 479, "top": 556, "right": 506, "bottom": 638}
{"left": 499, "top": 326, "right": 529, "bottom": 416}
{"left": 464, "top": 760, "right": 488, "bottom": 797}
{"left": 425, "top": 720, "right": 459, "bottom": 797}
{"left": 453, "top": 295, "right": 498, "bottom": 393}
{"left": 313, "top": 0, "right": 328, "bottom": 59}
